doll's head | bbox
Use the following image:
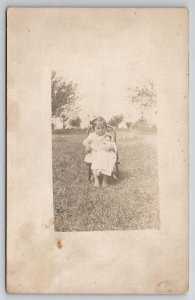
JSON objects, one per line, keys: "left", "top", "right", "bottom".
{"left": 105, "top": 134, "right": 112, "bottom": 141}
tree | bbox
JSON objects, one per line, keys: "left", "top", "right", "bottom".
{"left": 68, "top": 117, "right": 82, "bottom": 129}
{"left": 51, "top": 71, "right": 80, "bottom": 128}
{"left": 108, "top": 114, "right": 124, "bottom": 128}
{"left": 128, "top": 81, "right": 157, "bottom": 121}
{"left": 125, "top": 112, "right": 132, "bottom": 129}
{"left": 125, "top": 121, "right": 132, "bottom": 129}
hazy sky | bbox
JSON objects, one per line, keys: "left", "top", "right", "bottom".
{"left": 48, "top": 9, "right": 164, "bottom": 126}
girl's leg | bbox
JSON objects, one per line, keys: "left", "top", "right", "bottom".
{"left": 94, "top": 173, "right": 99, "bottom": 187}
{"left": 102, "top": 175, "right": 109, "bottom": 186}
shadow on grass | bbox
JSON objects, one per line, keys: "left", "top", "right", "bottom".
{"left": 118, "top": 169, "right": 133, "bottom": 180}
{"left": 107, "top": 169, "right": 132, "bottom": 186}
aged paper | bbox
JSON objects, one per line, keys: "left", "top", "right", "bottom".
{"left": 7, "top": 8, "right": 188, "bottom": 293}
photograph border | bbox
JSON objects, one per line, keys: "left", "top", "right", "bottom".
{"left": 1, "top": 0, "right": 194, "bottom": 299}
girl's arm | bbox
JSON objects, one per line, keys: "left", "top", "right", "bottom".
{"left": 111, "top": 142, "right": 117, "bottom": 153}
{"left": 91, "top": 143, "right": 99, "bottom": 151}
{"left": 83, "top": 133, "right": 93, "bottom": 153}
{"left": 104, "top": 142, "right": 117, "bottom": 152}
{"left": 83, "top": 133, "right": 93, "bottom": 147}
{"left": 100, "top": 142, "right": 114, "bottom": 152}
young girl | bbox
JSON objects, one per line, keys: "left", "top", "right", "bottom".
{"left": 83, "top": 117, "right": 117, "bottom": 187}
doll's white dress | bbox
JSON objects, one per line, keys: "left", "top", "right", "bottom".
{"left": 83, "top": 132, "right": 117, "bottom": 176}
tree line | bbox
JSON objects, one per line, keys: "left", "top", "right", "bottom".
{"left": 51, "top": 71, "right": 157, "bottom": 129}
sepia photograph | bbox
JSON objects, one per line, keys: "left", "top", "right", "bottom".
{"left": 51, "top": 11, "right": 160, "bottom": 231}
{"left": 52, "top": 77, "right": 159, "bottom": 232}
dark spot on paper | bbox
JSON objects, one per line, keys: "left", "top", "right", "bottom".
{"left": 28, "top": 29, "right": 30, "bottom": 33}
{"left": 56, "top": 240, "right": 63, "bottom": 249}
{"left": 134, "top": 12, "right": 137, "bottom": 15}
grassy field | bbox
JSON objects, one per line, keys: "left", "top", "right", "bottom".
{"left": 52, "top": 129, "right": 160, "bottom": 232}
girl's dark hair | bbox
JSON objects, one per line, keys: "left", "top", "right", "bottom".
{"left": 90, "top": 117, "right": 107, "bottom": 129}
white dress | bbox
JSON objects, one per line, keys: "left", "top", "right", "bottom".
{"left": 83, "top": 132, "right": 117, "bottom": 176}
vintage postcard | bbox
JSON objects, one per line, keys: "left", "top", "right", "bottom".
{"left": 7, "top": 8, "right": 188, "bottom": 293}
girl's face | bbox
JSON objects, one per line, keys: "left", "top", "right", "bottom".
{"left": 95, "top": 122, "right": 106, "bottom": 136}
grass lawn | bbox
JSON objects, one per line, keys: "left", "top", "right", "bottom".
{"left": 52, "top": 129, "right": 160, "bottom": 231}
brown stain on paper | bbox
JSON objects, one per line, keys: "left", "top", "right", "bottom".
{"left": 56, "top": 239, "right": 63, "bottom": 249}
{"left": 43, "top": 218, "right": 54, "bottom": 229}
{"left": 156, "top": 280, "right": 174, "bottom": 293}
{"left": 14, "top": 222, "right": 63, "bottom": 292}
